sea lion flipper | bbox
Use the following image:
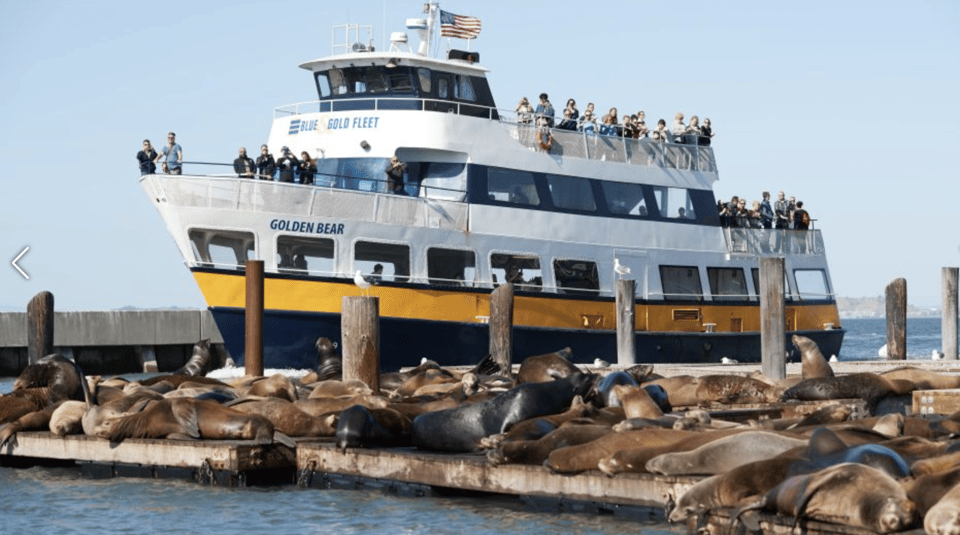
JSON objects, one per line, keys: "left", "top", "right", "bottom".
{"left": 274, "top": 431, "right": 296, "bottom": 448}
{"left": 730, "top": 502, "right": 763, "bottom": 532}
{"left": 171, "top": 400, "right": 201, "bottom": 439}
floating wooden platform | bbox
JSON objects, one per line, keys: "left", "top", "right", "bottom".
{"left": 0, "top": 432, "right": 296, "bottom": 486}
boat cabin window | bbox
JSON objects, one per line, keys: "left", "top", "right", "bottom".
{"left": 320, "top": 66, "right": 415, "bottom": 97}
{"left": 554, "top": 259, "right": 600, "bottom": 295}
{"left": 417, "top": 68, "right": 431, "bottom": 93}
{"left": 427, "top": 248, "right": 476, "bottom": 286}
{"left": 355, "top": 241, "right": 410, "bottom": 283}
{"left": 547, "top": 174, "right": 596, "bottom": 212}
{"left": 794, "top": 269, "right": 830, "bottom": 300}
{"left": 316, "top": 157, "right": 390, "bottom": 192}
{"left": 454, "top": 75, "right": 476, "bottom": 101}
{"left": 277, "top": 236, "right": 334, "bottom": 275}
{"left": 487, "top": 168, "right": 539, "bottom": 206}
{"left": 652, "top": 186, "right": 696, "bottom": 220}
{"left": 417, "top": 162, "right": 466, "bottom": 200}
{"left": 491, "top": 253, "right": 542, "bottom": 291}
{"left": 707, "top": 267, "right": 748, "bottom": 301}
{"left": 437, "top": 76, "right": 449, "bottom": 99}
{"left": 751, "top": 268, "right": 795, "bottom": 302}
{"left": 188, "top": 229, "right": 255, "bottom": 269}
{"left": 600, "top": 182, "right": 650, "bottom": 217}
{"left": 659, "top": 265, "right": 703, "bottom": 301}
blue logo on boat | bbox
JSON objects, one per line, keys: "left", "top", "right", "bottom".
{"left": 289, "top": 119, "right": 318, "bottom": 135}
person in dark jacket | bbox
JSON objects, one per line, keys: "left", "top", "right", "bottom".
{"left": 298, "top": 151, "right": 316, "bottom": 185}
{"left": 137, "top": 139, "right": 157, "bottom": 175}
{"left": 233, "top": 147, "right": 255, "bottom": 178}
{"left": 255, "top": 144, "right": 276, "bottom": 180}
{"left": 276, "top": 146, "right": 299, "bottom": 183}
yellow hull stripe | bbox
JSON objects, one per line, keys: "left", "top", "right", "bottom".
{"left": 193, "top": 271, "right": 841, "bottom": 332}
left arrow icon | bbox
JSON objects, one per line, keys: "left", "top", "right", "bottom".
{"left": 12, "top": 247, "right": 29, "bottom": 280}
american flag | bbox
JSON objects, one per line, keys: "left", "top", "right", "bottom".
{"left": 440, "top": 9, "right": 481, "bottom": 39}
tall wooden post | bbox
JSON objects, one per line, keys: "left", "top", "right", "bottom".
{"left": 27, "top": 291, "right": 54, "bottom": 364}
{"left": 760, "top": 257, "right": 786, "bottom": 381}
{"left": 943, "top": 267, "right": 959, "bottom": 360}
{"left": 616, "top": 279, "right": 636, "bottom": 365}
{"left": 489, "top": 283, "right": 514, "bottom": 377}
{"left": 885, "top": 278, "right": 907, "bottom": 360}
{"left": 342, "top": 296, "right": 380, "bottom": 391}
{"left": 244, "top": 260, "right": 264, "bottom": 377}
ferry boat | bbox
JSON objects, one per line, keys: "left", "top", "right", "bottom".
{"left": 140, "top": 4, "right": 844, "bottom": 370}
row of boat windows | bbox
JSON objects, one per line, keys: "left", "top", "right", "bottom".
{"left": 303, "top": 158, "right": 718, "bottom": 223}
{"left": 188, "top": 230, "right": 831, "bottom": 300}
{"left": 315, "top": 66, "right": 496, "bottom": 109}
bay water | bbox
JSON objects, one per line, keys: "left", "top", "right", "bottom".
{"left": 0, "top": 317, "right": 952, "bottom": 534}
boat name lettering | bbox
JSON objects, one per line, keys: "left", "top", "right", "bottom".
{"left": 327, "top": 116, "right": 380, "bottom": 130}
{"left": 270, "top": 219, "right": 344, "bottom": 235}
{"left": 288, "top": 118, "right": 318, "bottom": 135}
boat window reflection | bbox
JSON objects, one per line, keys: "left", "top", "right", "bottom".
{"left": 707, "top": 267, "right": 747, "bottom": 301}
{"left": 794, "top": 269, "right": 830, "bottom": 300}
{"left": 554, "top": 259, "right": 600, "bottom": 295}
{"left": 660, "top": 265, "right": 703, "bottom": 301}
{"left": 487, "top": 168, "right": 539, "bottom": 206}
{"left": 491, "top": 253, "right": 542, "bottom": 291}
{"left": 188, "top": 228, "right": 255, "bottom": 270}
{"left": 277, "top": 236, "right": 334, "bottom": 275}
{"left": 547, "top": 174, "right": 596, "bottom": 212}
{"left": 355, "top": 241, "right": 410, "bottom": 283}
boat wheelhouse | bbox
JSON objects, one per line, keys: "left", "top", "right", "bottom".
{"left": 140, "top": 4, "right": 844, "bottom": 369}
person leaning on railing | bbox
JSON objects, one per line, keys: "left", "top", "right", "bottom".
{"left": 256, "top": 145, "right": 276, "bottom": 180}
{"left": 155, "top": 132, "right": 182, "bottom": 175}
{"left": 137, "top": 139, "right": 157, "bottom": 175}
{"left": 298, "top": 152, "right": 316, "bottom": 185}
{"left": 233, "top": 147, "right": 255, "bottom": 178}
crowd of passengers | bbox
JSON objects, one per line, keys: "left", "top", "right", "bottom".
{"left": 514, "top": 93, "right": 715, "bottom": 143}
{"left": 719, "top": 191, "right": 812, "bottom": 230}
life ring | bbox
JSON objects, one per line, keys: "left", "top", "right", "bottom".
{"left": 537, "top": 128, "right": 553, "bottom": 151}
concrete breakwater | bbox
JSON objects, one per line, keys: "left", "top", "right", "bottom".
{"left": 0, "top": 310, "right": 223, "bottom": 376}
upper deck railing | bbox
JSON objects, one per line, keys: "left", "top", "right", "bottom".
{"left": 724, "top": 227, "right": 825, "bottom": 256}
{"left": 274, "top": 99, "right": 718, "bottom": 173}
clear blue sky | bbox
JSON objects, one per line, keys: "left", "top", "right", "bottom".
{"left": 1, "top": 0, "right": 958, "bottom": 311}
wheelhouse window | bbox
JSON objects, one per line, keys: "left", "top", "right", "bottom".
{"left": 601, "top": 181, "right": 650, "bottom": 217}
{"left": 319, "top": 66, "right": 415, "bottom": 97}
{"left": 487, "top": 168, "right": 539, "bottom": 206}
{"left": 794, "top": 269, "right": 831, "bottom": 300}
{"left": 652, "top": 186, "right": 696, "bottom": 220}
{"left": 707, "top": 267, "right": 748, "bottom": 301}
{"left": 454, "top": 75, "right": 476, "bottom": 101}
{"left": 547, "top": 174, "right": 596, "bottom": 212}
{"left": 491, "top": 253, "right": 542, "bottom": 291}
{"left": 417, "top": 68, "right": 431, "bottom": 93}
{"left": 427, "top": 248, "right": 476, "bottom": 286}
{"left": 188, "top": 229, "right": 255, "bottom": 269}
{"left": 277, "top": 236, "right": 334, "bottom": 275}
{"left": 660, "top": 265, "right": 703, "bottom": 301}
{"left": 554, "top": 259, "right": 600, "bottom": 295}
{"left": 355, "top": 241, "right": 410, "bottom": 283}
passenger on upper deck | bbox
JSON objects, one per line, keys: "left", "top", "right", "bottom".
{"left": 535, "top": 93, "right": 555, "bottom": 127}
{"left": 600, "top": 108, "right": 620, "bottom": 136}
{"left": 256, "top": 145, "right": 276, "bottom": 180}
{"left": 687, "top": 116, "right": 702, "bottom": 135}
{"left": 622, "top": 115, "right": 637, "bottom": 139}
{"left": 137, "top": 139, "right": 157, "bottom": 175}
{"left": 759, "top": 191, "right": 774, "bottom": 229}
{"left": 564, "top": 99, "right": 579, "bottom": 122}
{"left": 155, "top": 132, "right": 182, "bottom": 175}
{"left": 515, "top": 97, "right": 534, "bottom": 125}
{"left": 793, "top": 201, "right": 809, "bottom": 230}
{"left": 536, "top": 117, "right": 553, "bottom": 152}
{"left": 386, "top": 156, "right": 408, "bottom": 195}
{"left": 671, "top": 113, "right": 687, "bottom": 138}
{"left": 557, "top": 108, "right": 577, "bottom": 131}
{"left": 233, "top": 147, "right": 255, "bottom": 178}
{"left": 701, "top": 118, "right": 715, "bottom": 139}
{"left": 276, "top": 147, "right": 299, "bottom": 183}
{"left": 298, "top": 152, "right": 316, "bottom": 185}
{"left": 579, "top": 109, "right": 597, "bottom": 134}
{"left": 774, "top": 191, "right": 790, "bottom": 229}
{"left": 651, "top": 119, "right": 668, "bottom": 142}
{"left": 635, "top": 111, "right": 649, "bottom": 138}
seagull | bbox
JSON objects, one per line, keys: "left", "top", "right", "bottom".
{"left": 353, "top": 270, "right": 372, "bottom": 295}
{"left": 614, "top": 258, "right": 631, "bottom": 279}
{"left": 593, "top": 358, "right": 610, "bottom": 368}
{"left": 933, "top": 350, "right": 945, "bottom": 361}
{"left": 720, "top": 357, "right": 738, "bottom": 364}
{"left": 829, "top": 355, "right": 838, "bottom": 363}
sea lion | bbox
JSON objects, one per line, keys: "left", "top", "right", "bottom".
{"left": 0, "top": 400, "right": 68, "bottom": 448}
{"left": 171, "top": 339, "right": 220, "bottom": 376}
{"left": 642, "top": 384, "right": 671, "bottom": 413}
{"left": 228, "top": 397, "right": 337, "bottom": 437}
{"left": 487, "top": 424, "right": 613, "bottom": 466}
{"left": 313, "top": 336, "right": 342, "bottom": 381}
{"left": 307, "top": 379, "right": 374, "bottom": 399}
{"left": 392, "top": 368, "right": 459, "bottom": 398}
{"left": 412, "top": 372, "right": 595, "bottom": 452}
{"left": 645, "top": 431, "right": 807, "bottom": 476}
{"left": 379, "top": 359, "right": 443, "bottom": 393}
{"left": 925, "top": 479, "right": 960, "bottom": 535}
{"left": 1, "top": 353, "right": 88, "bottom": 424}
{"left": 243, "top": 373, "right": 298, "bottom": 402}
{"left": 335, "top": 405, "right": 412, "bottom": 452}
{"left": 294, "top": 394, "right": 388, "bottom": 418}
{"left": 695, "top": 374, "right": 782, "bottom": 405}
{"left": 595, "top": 371, "right": 638, "bottom": 407}
{"left": 732, "top": 463, "right": 917, "bottom": 533}
{"left": 911, "top": 450, "right": 960, "bottom": 476}
{"left": 49, "top": 400, "right": 87, "bottom": 436}
{"left": 880, "top": 365, "right": 960, "bottom": 390}
{"left": 549, "top": 428, "right": 699, "bottom": 474}
{"left": 793, "top": 334, "right": 834, "bottom": 379}
{"left": 140, "top": 374, "right": 229, "bottom": 389}
{"left": 478, "top": 395, "right": 594, "bottom": 449}
{"left": 514, "top": 347, "right": 579, "bottom": 384}
{"left": 792, "top": 427, "right": 911, "bottom": 479}
{"left": 781, "top": 372, "right": 908, "bottom": 413}
{"left": 903, "top": 465, "right": 960, "bottom": 518}
{"left": 95, "top": 397, "right": 281, "bottom": 445}
{"left": 612, "top": 385, "right": 663, "bottom": 420}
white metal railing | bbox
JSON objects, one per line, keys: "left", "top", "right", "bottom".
{"left": 724, "top": 228, "right": 824, "bottom": 255}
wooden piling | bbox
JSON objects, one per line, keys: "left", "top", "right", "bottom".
{"left": 760, "top": 257, "right": 785, "bottom": 381}
{"left": 342, "top": 296, "right": 380, "bottom": 391}
{"left": 489, "top": 283, "right": 514, "bottom": 376}
{"left": 885, "top": 278, "right": 907, "bottom": 360}
{"left": 244, "top": 260, "right": 264, "bottom": 377}
{"left": 27, "top": 291, "right": 54, "bottom": 364}
{"left": 616, "top": 279, "right": 636, "bottom": 365}
{"left": 944, "top": 267, "right": 959, "bottom": 360}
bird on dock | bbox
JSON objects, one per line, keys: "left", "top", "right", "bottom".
{"left": 933, "top": 350, "right": 945, "bottom": 360}
{"left": 720, "top": 357, "right": 738, "bottom": 364}
{"left": 353, "top": 270, "right": 373, "bottom": 296}
{"left": 614, "top": 258, "right": 631, "bottom": 279}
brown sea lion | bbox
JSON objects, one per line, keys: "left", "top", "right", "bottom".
{"left": 645, "top": 431, "right": 807, "bottom": 476}
{"left": 479, "top": 395, "right": 594, "bottom": 449}
{"left": 613, "top": 385, "right": 663, "bottom": 419}
{"left": 307, "top": 379, "right": 374, "bottom": 399}
{"left": 548, "top": 428, "right": 698, "bottom": 474}
{"left": 243, "top": 373, "right": 298, "bottom": 402}
{"left": 695, "top": 374, "right": 782, "bottom": 405}
{"left": 294, "top": 394, "right": 388, "bottom": 418}
{"left": 1, "top": 354, "right": 88, "bottom": 424}
{"left": 228, "top": 397, "right": 336, "bottom": 437}
{"left": 731, "top": 463, "right": 917, "bottom": 533}
{"left": 881, "top": 366, "right": 960, "bottom": 390}
{"left": 392, "top": 368, "right": 459, "bottom": 398}
{"left": 912, "top": 450, "right": 960, "bottom": 476}
{"left": 49, "top": 400, "right": 87, "bottom": 436}
{"left": 793, "top": 334, "right": 834, "bottom": 379}
{"left": 903, "top": 465, "right": 960, "bottom": 518}
{"left": 95, "top": 397, "right": 282, "bottom": 445}
{"left": 925, "top": 477, "right": 960, "bottom": 535}
{"left": 0, "top": 400, "right": 68, "bottom": 448}
{"left": 487, "top": 424, "right": 613, "bottom": 466}
{"left": 515, "top": 347, "right": 579, "bottom": 384}
{"left": 171, "top": 338, "right": 222, "bottom": 376}
{"left": 335, "top": 405, "right": 412, "bottom": 451}
{"left": 781, "top": 372, "right": 910, "bottom": 413}
{"left": 596, "top": 428, "right": 746, "bottom": 476}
